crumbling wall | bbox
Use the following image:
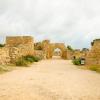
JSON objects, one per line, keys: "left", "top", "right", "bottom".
{"left": 86, "top": 39, "right": 100, "bottom": 66}
{"left": 0, "top": 47, "right": 10, "bottom": 65}
{"left": 6, "top": 36, "right": 33, "bottom": 47}
{"left": 34, "top": 50, "right": 45, "bottom": 59}
{"left": 67, "top": 50, "right": 74, "bottom": 60}
{"left": 9, "top": 44, "right": 34, "bottom": 63}
{"left": 0, "top": 36, "right": 35, "bottom": 64}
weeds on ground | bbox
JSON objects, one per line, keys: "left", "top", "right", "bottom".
{"left": 15, "top": 55, "right": 41, "bottom": 67}
{"left": 0, "top": 65, "right": 14, "bottom": 74}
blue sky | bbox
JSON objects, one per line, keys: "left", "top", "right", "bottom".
{"left": 0, "top": 0, "right": 100, "bottom": 49}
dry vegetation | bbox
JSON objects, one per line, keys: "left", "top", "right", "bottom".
{"left": 0, "top": 65, "right": 14, "bottom": 74}
{"left": 76, "top": 65, "right": 100, "bottom": 73}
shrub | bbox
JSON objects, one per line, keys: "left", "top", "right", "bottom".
{"left": 0, "top": 44, "right": 5, "bottom": 47}
{"left": 67, "top": 45, "right": 74, "bottom": 51}
{"left": 16, "top": 58, "right": 28, "bottom": 66}
{"left": 23, "top": 55, "right": 35, "bottom": 63}
{"left": 32, "top": 56, "right": 41, "bottom": 62}
{"left": 72, "top": 58, "right": 81, "bottom": 65}
{"left": 23, "top": 55, "right": 41, "bottom": 62}
{"left": 15, "top": 55, "right": 41, "bottom": 66}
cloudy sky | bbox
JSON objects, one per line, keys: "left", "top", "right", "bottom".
{"left": 0, "top": 0, "right": 100, "bottom": 49}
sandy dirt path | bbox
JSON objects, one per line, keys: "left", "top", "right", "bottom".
{"left": 0, "top": 57, "right": 100, "bottom": 100}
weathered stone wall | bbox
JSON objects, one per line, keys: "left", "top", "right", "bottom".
{"left": 9, "top": 44, "right": 34, "bottom": 63}
{"left": 86, "top": 39, "right": 100, "bottom": 66}
{"left": 34, "top": 42, "right": 43, "bottom": 50}
{"left": 0, "top": 36, "right": 34, "bottom": 64}
{"left": 0, "top": 47, "right": 10, "bottom": 65}
{"left": 42, "top": 40, "right": 51, "bottom": 59}
{"left": 34, "top": 50, "right": 45, "bottom": 59}
{"left": 7, "top": 36, "right": 34, "bottom": 63}
{"left": 67, "top": 50, "right": 74, "bottom": 60}
{"left": 6, "top": 36, "right": 33, "bottom": 47}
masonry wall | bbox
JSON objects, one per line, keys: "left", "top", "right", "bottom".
{"left": 6, "top": 36, "right": 33, "bottom": 47}
{"left": 0, "top": 47, "right": 10, "bottom": 65}
{"left": 7, "top": 36, "right": 34, "bottom": 63}
{"left": 9, "top": 44, "right": 34, "bottom": 63}
{"left": 67, "top": 50, "right": 74, "bottom": 60}
{"left": 0, "top": 36, "right": 35, "bottom": 64}
{"left": 34, "top": 50, "right": 45, "bottom": 59}
{"left": 86, "top": 39, "right": 100, "bottom": 66}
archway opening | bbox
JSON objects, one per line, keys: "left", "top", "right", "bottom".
{"left": 52, "top": 48, "right": 62, "bottom": 59}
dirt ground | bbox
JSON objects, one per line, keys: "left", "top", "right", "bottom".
{"left": 0, "top": 56, "right": 100, "bottom": 100}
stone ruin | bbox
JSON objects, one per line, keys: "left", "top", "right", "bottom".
{"left": 0, "top": 37, "right": 68, "bottom": 65}
{"left": 86, "top": 39, "right": 100, "bottom": 66}
{"left": 0, "top": 36, "right": 99, "bottom": 66}
{"left": 72, "top": 49, "right": 89, "bottom": 59}
{"left": 35, "top": 40, "right": 68, "bottom": 59}
{"left": 0, "top": 36, "right": 34, "bottom": 64}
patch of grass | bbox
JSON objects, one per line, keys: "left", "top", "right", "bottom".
{"left": 77, "top": 65, "right": 100, "bottom": 73}
{"left": 88, "top": 66, "right": 100, "bottom": 73}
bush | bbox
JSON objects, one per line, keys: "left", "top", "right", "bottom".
{"left": 23, "top": 55, "right": 41, "bottom": 62}
{"left": 15, "top": 55, "right": 41, "bottom": 66}
{"left": 0, "top": 44, "right": 5, "bottom": 47}
{"left": 23, "top": 55, "right": 35, "bottom": 63}
{"left": 72, "top": 58, "right": 81, "bottom": 65}
{"left": 16, "top": 58, "right": 28, "bottom": 66}
{"left": 32, "top": 56, "right": 41, "bottom": 62}
{"left": 67, "top": 45, "right": 74, "bottom": 51}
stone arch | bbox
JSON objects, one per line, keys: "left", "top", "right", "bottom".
{"left": 50, "top": 43, "right": 67, "bottom": 59}
{"left": 41, "top": 40, "right": 68, "bottom": 59}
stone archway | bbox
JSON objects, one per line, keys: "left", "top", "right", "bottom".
{"left": 50, "top": 43, "right": 67, "bottom": 59}
{"left": 42, "top": 40, "right": 68, "bottom": 59}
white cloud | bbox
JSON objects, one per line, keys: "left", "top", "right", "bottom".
{"left": 0, "top": 0, "right": 100, "bottom": 48}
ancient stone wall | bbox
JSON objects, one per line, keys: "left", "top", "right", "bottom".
{"left": 34, "top": 50, "right": 45, "bottom": 59}
{"left": 7, "top": 36, "right": 34, "bottom": 63}
{"left": 6, "top": 36, "right": 33, "bottom": 47}
{"left": 0, "top": 47, "right": 10, "bottom": 65}
{"left": 67, "top": 50, "right": 74, "bottom": 60}
{"left": 34, "top": 42, "right": 43, "bottom": 50}
{"left": 0, "top": 36, "right": 34, "bottom": 64}
{"left": 86, "top": 39, "right": 100, "bottom": 66}
{"left": 9, "top": 44, "right": 34, "bottom": 63}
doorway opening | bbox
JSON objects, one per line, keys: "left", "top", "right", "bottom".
{"left": 52, "top": 48, "right": 62, "bottom": 59}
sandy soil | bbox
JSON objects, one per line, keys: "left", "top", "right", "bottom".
{"left": 0, "top": 56, "right": 100, "bottom": 100}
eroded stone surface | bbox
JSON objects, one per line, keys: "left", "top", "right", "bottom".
{"left": 86, "top": 39, "right": 100, "bottom": 66}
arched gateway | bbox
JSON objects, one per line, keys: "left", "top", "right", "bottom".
{"left": 42, "top": 40, "right": 67, "bottom": 59}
